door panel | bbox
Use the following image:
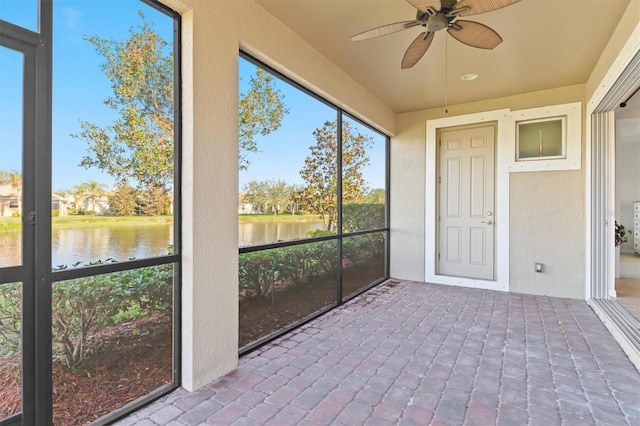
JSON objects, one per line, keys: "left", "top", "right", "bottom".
{"left": 447, "top": 157, "right": 462, "bottom": 216}
{"left": 438, "top": 125, "right": 495, "bottom": 280}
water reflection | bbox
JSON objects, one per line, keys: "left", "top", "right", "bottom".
{"left": 239, "top": 221, "right": 324, "bottom": 247}
{"left": 51, "top": 225, "right": 173, "bottom": 267}
{"left": 0, "top": 232, "right": 21, "bottom": 267}
{"left": 0, "top": 220, "right": 326, "bottom": 268}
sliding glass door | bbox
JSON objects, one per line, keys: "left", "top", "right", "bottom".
{"left": 0, "top": 1, "right": 181, "bottom": 424}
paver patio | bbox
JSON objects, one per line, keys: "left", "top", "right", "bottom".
{"left": 115, "top": 280, "right": 640, "bottom": 425}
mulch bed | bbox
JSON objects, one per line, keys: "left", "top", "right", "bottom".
{"left": 240, "top": 259, "right": 385, "bottom": 348}
{"left": 0, "top": 315, "right": 172, "bottom": 425}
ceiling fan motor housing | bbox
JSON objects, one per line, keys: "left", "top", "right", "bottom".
{"left": 425, "top": 13, "right": 450, "bottom": 32}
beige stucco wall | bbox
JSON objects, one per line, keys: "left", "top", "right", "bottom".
{"left": 391, "top": 85, "right": 587, "bottom": 298}
{"left": 508, "top": 170, "right": 586, "bottom": 297}
{"left": 160, "top": 0, "right": 639, "bottom": 390}
{"left": 160, "top": 0, "right": 395, "bottom": 391}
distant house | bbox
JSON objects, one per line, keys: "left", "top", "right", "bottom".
{"left": 238, "top": 202, "right": 261, "bottom": 214}
{"left": 1, "top": 186, "right": 77, "bottom": 217}
{"left": 82, "top": 196, "right": 110, "bottom": 215}
{"left": 0, "top": 183, "right": 20, "bottom": 217}
{"left": 51, "top": 193, "right": 71, "bottom": 216}
{"left": 238, "top": 192, "right": 261, "bottom": 214}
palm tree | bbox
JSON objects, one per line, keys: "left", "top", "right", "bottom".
{"left": 0, "top": 170, "right": 22, "bottom": 214}
{"left": 75, "top": 180, "right": 109, "bottom": 214}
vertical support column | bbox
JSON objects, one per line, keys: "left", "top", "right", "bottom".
{"left": 34, "top": 0, "right": 53, "bottom": 424}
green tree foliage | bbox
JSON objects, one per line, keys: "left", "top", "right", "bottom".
{"left": 108, "top": 182, "right": 138, "bottom": 216}
{"left": 241, "top": 179, "right": 296, "bottom": 215}
{"left": 361, "top": 188, "right": 385, "bottom": 204}
{"left": 299, "top": 121, "right": 372, "bottom": 230}
{"left": 74, "top": 11, "right": 174, "bottom": 192}
{"left": 238, "top": 67, "right": 289, "bottom": 170}
{"left": 138, "top": 186, "right": 171, "bottom": 216}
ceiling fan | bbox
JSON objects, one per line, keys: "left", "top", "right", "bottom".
{"left": 351, "top": 0, "right": 521, "bottom": 69}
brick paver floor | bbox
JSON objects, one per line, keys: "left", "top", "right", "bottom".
{"left": 116, "top": 280, "right": 640, "bottom": 425}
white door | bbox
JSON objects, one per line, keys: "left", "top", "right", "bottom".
{"left": 438, "top": 125, "right": 495, "bottom": 280}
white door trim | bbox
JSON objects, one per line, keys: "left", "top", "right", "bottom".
{"left": 584, "top": 20, "right": 640, "bottom": 369}
{"left": 425, "top": 109, "right": 510, "bottom": 292}
{"left": 586, "top": 20, "right": 640, "bottom": 300}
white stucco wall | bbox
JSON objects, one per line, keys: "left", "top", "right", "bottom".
{"left": 160, "top": 0, "right": 395, "bottom": 391}
{"left": 391, "top": 85, "right": 587, "bottom": 298}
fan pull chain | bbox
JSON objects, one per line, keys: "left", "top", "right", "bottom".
{"left": 444, "top": 36, "right": 449, "bottom": 114}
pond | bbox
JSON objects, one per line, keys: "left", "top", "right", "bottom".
{"left": 239, "top": 220, "right": 324, "bottom": 248}
{"left": 0, "top": 220, "right": 325, "bottom": 268}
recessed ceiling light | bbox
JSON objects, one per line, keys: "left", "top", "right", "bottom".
{"left": 461, "top": 73, "right": 478, "bottom": 81}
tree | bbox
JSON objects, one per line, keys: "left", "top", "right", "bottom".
{"left": 70, "top": 185, "right": 88, "bottom": 214}
{"left": 74, "top": 180, "right": 109, "bottom": 215}
{"left": 241, "top": 179, "right": 295, "bottom": 215}
{"left": 0, "top": 170, "right": 22, "bottom": 214}
{"left": 238, "top": 67, "right": 289, "bottom": 170}
{"left": 108, "top": 182, "right": 138, "bottom": 216}
{"left": 361, "top": 188, "right": 385, "bottom": 204}
{"left": 299, "top": 121, "right": 372, "bottom": 231}
{"left": 73, "top": 11, "right": 174, "bottom": 192}
{"left": 138, "top": 186, "right": 171, "bottom": 216}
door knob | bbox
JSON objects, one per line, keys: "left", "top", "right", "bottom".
{"left": 481, "top": 220, "right": 494, "bottom": 225}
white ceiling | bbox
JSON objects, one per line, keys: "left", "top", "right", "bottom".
{"left": 255, "top": 0, "right": 633, "bottom": 114}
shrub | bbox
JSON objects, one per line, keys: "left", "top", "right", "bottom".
{"left": 342, "top": 233, "right": 385, "bottom": 265}
{"left": 0, "top": 283, "right": 21, "bottom": 361}
{"left": 342, "top": 203, "right": 384, "bottom": 232}
{"left": 239, "top": 251, "right": 280, "bottom": 299}
{"left": 50, "top": 263, "right": 172, "bottom": 369}
{"left": 239, "top": 240, "right": 337, "bottom": 301}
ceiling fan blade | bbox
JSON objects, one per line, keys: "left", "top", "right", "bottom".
{"left": 447, "top": 20, "right": 502, "bottom": 49}
{"left": 407, "top": 0, "right": 441, "bottom": 13}
{"left": 351, "top": 20, "right": 420, "bottom": 41}
{"left": 453, "top": 0, "right": 521, "bottom": 17}
{"left": 401, "top": 31, "right": 435, "bottom": 69}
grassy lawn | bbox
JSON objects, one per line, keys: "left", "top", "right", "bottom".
{"left": 0, "top": 213, "right": 321, "bottom": 232}
{"left": 0, "top": 215, "right": 174, "bottom": 232}
{"left": 238, "top": 213, "right": 320, "bottom": 224}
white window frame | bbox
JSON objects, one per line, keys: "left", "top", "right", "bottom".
{"left": 508, "top": 102, "right": 582, "bottom": 172}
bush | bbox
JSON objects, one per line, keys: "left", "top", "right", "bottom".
{"left": 239, "top": 240, "right": 337, "bottom": 300}
{"left": 342, "top": 233, "right": 385, "bottom": 265}
{"left": 342, "top": 203, "right": 384, "bottom": 232}
{"left": 0, "top": 261, "right": 174, "bottom": 369}
{"left": 0, "top": 283, "right": 21, "bottom": 361}
{"left": 51, "top": 263, "right": 173, "bottom": 368}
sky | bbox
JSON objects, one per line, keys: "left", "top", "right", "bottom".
{"left": 1, "top": 0, "right": 173, "bottom": 191}
{"left": 1, "top": 0, "right": 386, "bottom": 193}
{"left": 238, "top": 58, "right": 387, "bottom": 191}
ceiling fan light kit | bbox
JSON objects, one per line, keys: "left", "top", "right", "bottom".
{"left": 351, "top": 0, "right": 521, "bottom": 69}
